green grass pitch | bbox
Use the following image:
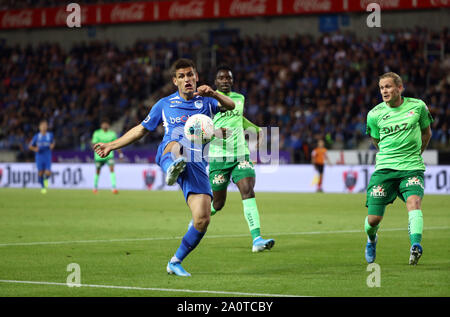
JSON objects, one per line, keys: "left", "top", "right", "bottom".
{"left": 0, "top": 188, "right": 448, "bottom": 297}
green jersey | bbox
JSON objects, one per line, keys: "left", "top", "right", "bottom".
{"left": 366, "top": 97, "right": 433, "bottom": 171}
{"left": 209, "top": 91, "right": 249, "bottom": 158}
{"left": 92, "top": 129, "right": 117, "bottom": 161}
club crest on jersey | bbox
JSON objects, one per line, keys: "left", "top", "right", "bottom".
{"left": 406, "top": 110, "right": 415, "bottom": 117}
{"left": 194, "top": 100, "right": 203, "bottom": 109}
{"left": 212, "top": 174, "right": 226, "bottom": 185}
{"left": 406, "top": 177, "right": 424, "bottom": 189}
{"left": 382, "top": 114, "right": 390, "bottom": 120}
{"left": 370, "top": 185, "right": 386, "bottom": 198}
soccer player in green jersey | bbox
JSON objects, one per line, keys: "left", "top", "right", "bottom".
{"left": 364, "top": 72, "right": 433, "bottom": 265}
{"left": 91, "top": 119, "right": 124, "bottom": 194}
{"left": 208, "top": 65, "right": 275, "bottom": 252}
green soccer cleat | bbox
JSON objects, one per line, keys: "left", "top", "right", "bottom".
{"left": 43, "top": 178, "right": 49, "bottom": 189}
{"left": 41, "top": 188, "right": 47, "bottom": 194}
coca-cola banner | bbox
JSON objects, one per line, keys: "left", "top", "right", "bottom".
{"left": 0, "top": 0, "right": 448, "bottom": 30}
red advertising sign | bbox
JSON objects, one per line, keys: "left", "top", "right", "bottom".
{"left": 0, "top": 0, "right": 448, "bottom": 30}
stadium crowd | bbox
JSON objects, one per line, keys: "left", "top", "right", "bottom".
{"left": 0, "top": 27, "right": 449, "bottom": 162}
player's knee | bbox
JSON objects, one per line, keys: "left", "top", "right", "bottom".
{"left": 213, "top": 200, "right": 225, "bottom": 211}
{"left": 241, "top": 189, "right": 255, "bottom": 200}
{"left": 368, "top": 215, "right": 382, "bottom": 227}
{"left": 406, "top": 195, "right": 421, "bottom": 210}
{"left": 194, "top": 215, "right": 210, "bottom": 231}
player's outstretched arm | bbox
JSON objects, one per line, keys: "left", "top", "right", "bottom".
{"left": 421, "top": 126, "right": 432, "bottom": 154}
{"left": 94, "top": 124, "right": 147, "bottom": 158}
{"left": 195, "top": 85, "right": 235, "bottom": 111}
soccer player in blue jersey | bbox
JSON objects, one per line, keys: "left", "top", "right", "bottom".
{"left": 94, "top": 59, "right": 235, "bottom": 277}
{"left": 29, "top": 120, "right": 55, "bottom": 194}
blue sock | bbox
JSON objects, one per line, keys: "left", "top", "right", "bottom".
{"left": 160, "top": 152, "right": 175, "bottom": 173}
{"left": 173, "top": 225, "right": 205, "bottom": 263}
{"left": 38, "top": 175, "right": 44, "bottom": 188}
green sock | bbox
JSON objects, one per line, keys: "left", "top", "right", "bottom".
{"left": 110, "top": 172, "right": 116, "bottom": 189}
{"left": 408, "top": 209, "right": 423, "bottom": 245}
{"left": 365, "top": 216, "right": 379, "bottom": 242}
{"left": 242, "top": 198, "right": 261, "bottom": 241}
{"left": 43, "top": 176, "right": 49, "bottom": 188}
{"left": 94, "top": 174, "right": 99, "bottom": 188}
{"left": 211, "top": 202, "right": 217, "bottom": 216}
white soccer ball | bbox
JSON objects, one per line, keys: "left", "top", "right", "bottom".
{"left": 184, "top": 114, "right": 215, "bottom": 144}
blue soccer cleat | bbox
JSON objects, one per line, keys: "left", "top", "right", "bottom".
{"left": 365, "top": 234, "right": 378, "bottom": 263}
{"left": 167, "top": 261, "right": 191, "bottom": 277}
{"left": 252, "top": 236, "right": 275, "bottom": 252}
{"left": 165, "top": 157, "right": 186, "bottom": 186}
{"left": 409, "top": 243, "right": 423, "bottom": 265}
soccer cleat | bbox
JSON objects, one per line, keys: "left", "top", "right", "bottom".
{"left": 41, "top": 188, "right": 47, "bottom": 194}
{"left": 252, "top": 236, "right": 275, "bottom": 252}
{"left": 93, "top": 189, "right": 98, "bottom": 194}
{"left": 112, "top": 189, "right": 118, "bottom": 194}
{"left": 167, "top": 261, "right": 191, "bottom": 277}
{"left": 365, "top": 235, "right": 378, "bottom": 263}
{"left": 165, "top": 157, "right": 186, "bottom": 186}
{"left": 409, "top": 243, "right": 423, "bottom": 265}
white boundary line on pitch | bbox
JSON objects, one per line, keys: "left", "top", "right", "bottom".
{"left": 0, "top": 226, "right": 448, "bottom": 247}
{"left": 0, "top": 279, "right": 305, "bottom": 297}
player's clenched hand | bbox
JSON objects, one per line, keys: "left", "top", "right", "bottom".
{"left": 93, "top": 143, "right": 112, "bottom": 158}
{"left": 194, "top": 85, "right": 215, "bottom": 97}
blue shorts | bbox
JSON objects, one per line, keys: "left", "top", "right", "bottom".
{"left": 177, "top": 161, "right": 213, "bottom": 202}
{"left": 36, "top": 158, "right": 51, "bottom": 172}
{"left": 157, "top": 139, "right": 212, "bottom": 202}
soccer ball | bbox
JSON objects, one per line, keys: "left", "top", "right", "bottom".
{"left": 184, "top": 114, "right": 214, "bottom": 144}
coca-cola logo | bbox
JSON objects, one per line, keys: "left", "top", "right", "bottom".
{"left": 360, "top": 0, "right": 400, "bottom": 9}
{"left": 229, "top": 0, "right": 267, "bottom": 16}
{"left": 2, "top": 10, "right": 33, "bottom": 28}
{"left": 111, "top": 3, "right": 145, "bottom": 22}
{"left": 168, "top": 1, "right": 205, "bottom": 19}
{"left": 293, "top": 0, "right": 332, "bottom": 12}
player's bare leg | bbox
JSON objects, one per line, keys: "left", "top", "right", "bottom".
{"left": 237, "top": 177, "right": 275, "bottom": 252}
{"left": 168, "top": 194, "right": 211, "bottom": 277}
{"left": 162, "top": 141, "right": 186, "bottom": 186}
{"left": 211, "top": 189, "right": 227, "bottom": 215}
{"left": 406, "top": 195, "right": 424, "bottom": 265}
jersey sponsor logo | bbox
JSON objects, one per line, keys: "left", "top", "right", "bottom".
{"left": 405, "top": 177, "right": 424, "bottom": 190}
{"left": 212, "top": 173, "right": 226, "bottom": 185}
{"left": 237, "top": 160, "right": 254, "bottom": 170}
{"left": 370, "top": 185, "right": 386, "bottom": 198}
{"left": 381, "top": 123, "right": 409, "bottom": 135}
{"left": 194, "top": 100, "right": 203, "bottom": 109}
{"left": 169, "top": 115, "right": 190, "bottom": 124}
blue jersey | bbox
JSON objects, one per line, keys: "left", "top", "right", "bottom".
{"left": 141, "top": 91, "right": 220, "bottom": 164}
{"left": 30, "top": 132, "right": 54, "bottom": 159}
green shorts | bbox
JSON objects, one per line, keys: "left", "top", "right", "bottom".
{"left": 365, "top": 169, "right": 425, "bottom": 216}
{"left": 209, "top": 155, "right": 256, "bottom": 191}
{"left": 95, "top": 158, "right": 115, "bottom": 169}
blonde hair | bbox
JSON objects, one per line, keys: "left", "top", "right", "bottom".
{"left": 379, "top": 72, "right": 403, "bottom": 87}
